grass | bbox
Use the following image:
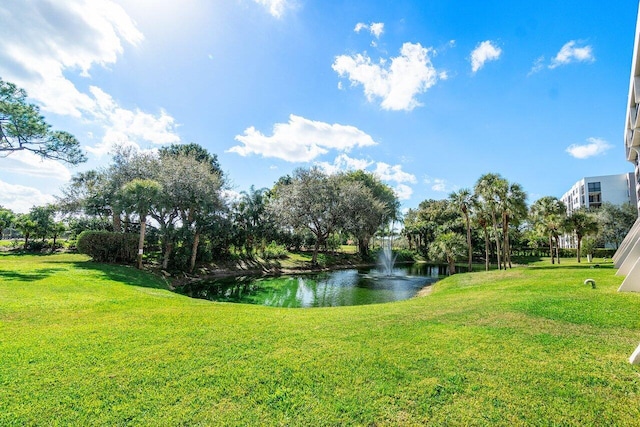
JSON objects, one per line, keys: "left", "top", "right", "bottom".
{"left": 1, "top": 253, "right": 640, "bottom": 425}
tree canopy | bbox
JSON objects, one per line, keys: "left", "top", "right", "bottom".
{"left": 0, "top": 78, "right": 86, "bottom": 164}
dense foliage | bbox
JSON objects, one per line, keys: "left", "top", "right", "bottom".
{"left": 77, "top": 231, "right": 139, "bottom": 263}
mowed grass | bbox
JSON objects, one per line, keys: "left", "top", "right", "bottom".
{"left": 1, "top": 254, "right": 640, "bottom": 425}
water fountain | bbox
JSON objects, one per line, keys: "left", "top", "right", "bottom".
{"left": 377, "top": 236, "right": 398, "bottom": 276}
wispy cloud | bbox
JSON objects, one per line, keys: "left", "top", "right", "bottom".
{"left": 354, "top": 22, "right": 385, "bottom": 38}
{"left": 565, "top": 137, "right": 612, "bottom": 159}
{"left": 333, "top": 42, "right": 445, "bottom": 111}
{"left": 470, "top": 40, "right": 502, "bottom": 73}
{"left": 549, "top": 41, "right": 594, "bottom": 69}
{"left": 424, "top": 176, "right": 453, "bottom": 192}
{"left": 253, "top": 0, "right": 293, "bottom": 18}
{"left": 229, "top": 115, "right": 377, "bottom": 162}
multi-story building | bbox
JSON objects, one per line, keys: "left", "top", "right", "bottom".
{"left": 617, "top": 2, "right": 640, "bottom": 300}
{"left": 625, "top": 3, "right": 640, "bottom": 214}
{"left": 559, "top": 173, "right": 637, "bottom": 248}
{"left": 560, "top": 173, "right": 637, "bottom": 213}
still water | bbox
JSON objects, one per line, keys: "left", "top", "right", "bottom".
{"left": 177, "top": 263, "right": 443, "bottom": 308}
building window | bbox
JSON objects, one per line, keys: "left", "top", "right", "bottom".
{"left": 587, "top": 182, "right": 601, "bottom": 192}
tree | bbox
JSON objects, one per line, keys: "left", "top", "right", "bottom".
{"left": 0, "top": 78, "right": 86, "bottom": 164}
{"left": 50, "top": 221, "right": 67, "bottom": 253}
{"left": 233, "top": 186, "right": 270, "bottom": 255}
{"left": 342, "top": 171, "right": 398, "bottom": 256}
{"left": 29, "top": 205, "right": 55, "bottom": 243}
{"left": 529, "top": 196, "right": 567, "bottom": 264}
{"left": 338, "top": 178, "right": 387, "bottom": 257}
{"left": 121, "top": 179, "right": 162, "bottom": 269}
{"left": 428, "top": 232, "right": 466, "bottom": 275}
{"left": 474, "top": 173, "right": 507, "bottom": 270}
{"left": 268, "top": 168, "right": 343, "bottom": 264}
{"left": 472, "top": 199, "right": 493, "bottom": 271}
{"left": 565, "top": 209, "right": 598, "bottom": 263}
{"left": 501, "top": 182, "right": 527, "bottom": 268}
{"left": 0, "top": 207, "right": 15, "bottom": 239}
{"left": 449, "top": 189, "right": 475, "bottom": 272}
{"left": 14, "top": 214, "right": 36, "bottom": 250}
{"left": 158, "top": 149, "right": 224, "bottom": 272}
{"left": 595, "top": 202, "right": 637, "bottom": 249}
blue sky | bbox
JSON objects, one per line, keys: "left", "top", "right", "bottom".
{"left": 0, "top": 0, "right": 638, "bottom": 213}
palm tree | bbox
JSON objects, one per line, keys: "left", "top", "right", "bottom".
{"left": 472, "top": 201, "right": 493, "bottom": 271}
{"left": 121, "top": 179, "right": 162, "bottom": 269}
{"left": 502, "top": 182, "right": 527, "bottom": 268}
{"left": 564, "top": 209, "right": 599, "bottom": 263}
{"left": 530, "top": 197, "right": 567, "bottom": 264}
{"left": 449, "top": 189, "right": 475, "bottom": 272}
{"left": 474, "top": 173, "right": 507, "bottom": 270}
{"left": 428, "top": 232, "right": 466, "bottom": 276}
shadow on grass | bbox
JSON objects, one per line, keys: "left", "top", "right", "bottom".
{"left": 71, "top": 261, "right": 169, "bottom": 290}
{"left": 0, "top": 268, "right": 67, "bottom": 282}
{"left": 529, "top": 264, "right": 615, "bottom": 270}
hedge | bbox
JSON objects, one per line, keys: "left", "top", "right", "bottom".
{"left": 77, "top": 231, "right": 139, "bottom": 263}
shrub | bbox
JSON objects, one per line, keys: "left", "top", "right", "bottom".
{"left": 77, "top": 231, "right": 139, "bottom": 263}
{"left": 261, "top": 241, "right": 288, "bottom": 259}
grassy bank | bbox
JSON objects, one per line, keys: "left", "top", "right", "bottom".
{"left": 1, "top": 253, "right": 640, "bottom": 425}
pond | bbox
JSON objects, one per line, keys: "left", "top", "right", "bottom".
{"left": 176, "top": 263, "right": 443, "bottom": 308}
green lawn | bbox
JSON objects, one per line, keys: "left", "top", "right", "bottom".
{"left": 1, "top": 253, "right": 640, "bottom": 425}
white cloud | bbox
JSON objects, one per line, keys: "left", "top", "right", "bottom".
{"left": 0, "top": 0, "right": 143, "bottom": 117}
{"left": 354, "top": 22, "right": 385, "bottom": 38}
{"left": 332, "top": 42, "right": 443, "bottom": 111}
{"left": 85, "top": 87, "right": 180, "bottom": 156}
{"left": 549, "top": 41, "right": 594, "bottom": 69}
{"left": 470, "top": 40, "right": 502, "bottom": 73}
{"left": 0, "top": 151, "right": 72, "bottom": 181}
{"left": 394, "top": 184, "right": 413, "bottom": 201}
{"left": 0, "top": 180, "right": 56, "bottom": 214}
{"left": 0, "top": 1, "right": 180, "bottom": 158}
{"left": 373, "top": 163, "right": 417, "bottom": 184}
{"left": 253, "top": 0, "right": 292, "bottom": 18}
{"left": 229, "top": 115, "right": 378, "bottom": 162}
{"left": 424, "top": 176, "right": 452, "bottom": 192}
{"left": 316, "top": 154, "right": 374, "bottom": 175}
{"left": 565, "top": 137, "right": 612, "bottom": 159}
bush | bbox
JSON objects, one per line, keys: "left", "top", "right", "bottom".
{"left": 261, "top": 241, "right": 288, "bottom": 259}
{"left": 77, "top": 231, "right": 139, "bottom": 263}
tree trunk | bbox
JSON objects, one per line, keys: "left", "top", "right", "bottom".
{"left": 189, "top": 231, "right": 200, "bottom": 273}
{"left": 447, "top": 256, "right": 456, "bottom": 276}
{"left": 312, "top": 237, "right": 320, "bottom": 265}
{"left": 52, "top": 235, "right": 57, "bottom": 254}
{"left": 113, "top": 212, "right": 122, "bottom": 233}
{"left": 576, "top": 235, "right": 582, "bottom": 263}
{"left": 483, "top": 225, "right": 490, "bottom": 271}
{"left": 136, "top": 215, "right": 146, "bottom": 269}
{"left": 490, "top": 210, "right": 502, "bottom": 270}
{"left": 162, "top": 241, "right": 173, "bottom": 270}
{"left": 464, "top": 213, "right": 472, "bottom": 272}
{"left": 23, "top": 233, "right": 29, "bottom": 251}
{"left": 549, "top": 235, "right": 555, "bottom": 264}
{"left": 554, "top": 236, "right": 560, "bottom": 264}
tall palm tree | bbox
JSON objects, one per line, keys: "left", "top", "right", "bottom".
{"left": 529, "top": 196, "right": 567, "bottom": 264}
{"left": 474, "top": 173, "right": 507, "bottom": 270}
{"left": 472, "top": 200, "right": 493, "bottom": 271}
{"left": 121, "top": 179, "right": 162, "bottom": 269}
{"left": 449, "top": 188, "right": 475, "bottom": 272}
{"left": 565, "top": 209, "right": 599, "bottom": 263}
{"left": 502, "top": 182, "right": 527, "bottom": 269}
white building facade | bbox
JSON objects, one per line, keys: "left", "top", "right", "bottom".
{"left": 559, "top": 173, "right": 637, "bottom": 248}
{"left": 625, "top": 3, "right": 640, "bottom": 214}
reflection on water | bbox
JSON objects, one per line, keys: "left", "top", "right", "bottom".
{"left": 177, "top": 263, "right": 443, "bottom": 308}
